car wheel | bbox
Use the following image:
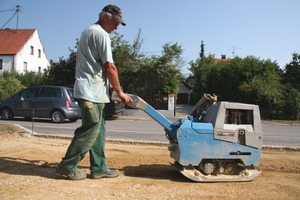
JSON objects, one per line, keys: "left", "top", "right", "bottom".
{"left": 1, "top": 108, "right": 13, "bottom": 120}
{"left": 69, "top": 117, "right": 78, "bottom": 122}
{"left": 51, "top": 110, "right": 65, "bottom": 123}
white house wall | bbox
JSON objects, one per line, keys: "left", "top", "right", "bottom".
{"left": 14, "top": 30, "right": 50, "bottom": 73}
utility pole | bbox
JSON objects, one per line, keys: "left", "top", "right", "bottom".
{"left": 0, "top": 5, "right": 21, "bottom": 29}
{"left": 16, "top": 5, "right": 21, "bottom": 30}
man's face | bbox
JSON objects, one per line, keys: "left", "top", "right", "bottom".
{"left": 104, "top": 15, "right": 120, "bottom": 33}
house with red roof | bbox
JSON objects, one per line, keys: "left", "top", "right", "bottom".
{"left": 0, "top": 29, "right": 50, "bottom": 73}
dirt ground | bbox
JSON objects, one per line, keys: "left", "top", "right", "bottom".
{"left": 0, "top": 124, "right": 299, "bottom": 200}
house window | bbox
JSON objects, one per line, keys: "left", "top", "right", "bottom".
{"left": 23, "top": 62, "right": 28, "bottom": 72}
{"left": 30, "top": 46, "right": 34, "bottom": 55}
{"left": 38, "top": 49, "right": 41, "bottom": 58}
{"left": 0, "top": 59, "right": 3, "bottom": 70}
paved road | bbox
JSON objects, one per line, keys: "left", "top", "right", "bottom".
{"left": 3, "top": 118, "right": 168, "bottom": 143}
{"left": 261, "top": 122, "right": 300, "bottom": 148}
{"left": 1, "top": 117, "right": 299, "bottom": 148}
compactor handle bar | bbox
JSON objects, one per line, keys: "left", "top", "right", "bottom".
{"left": 111, "top": 93, "right": 175, "bottom": 133}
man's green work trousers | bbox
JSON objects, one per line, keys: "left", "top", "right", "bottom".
{"left": 57, "top": 100, "right": 108, "bottom": 177}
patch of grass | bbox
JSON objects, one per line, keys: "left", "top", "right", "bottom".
{"left": 0, "top": 124, "right": 18, "bottom": 132}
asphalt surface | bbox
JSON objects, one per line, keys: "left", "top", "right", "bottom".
{"left": 1, "top": 105, "right": 299, "bottom": 148}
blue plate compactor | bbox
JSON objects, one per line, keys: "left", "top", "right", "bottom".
{"left": 112, "top": 93, "right": 262, "bottom": 182}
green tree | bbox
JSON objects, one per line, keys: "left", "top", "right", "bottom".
{"left": 111, "top": 30, "right": 145, "bottom": 93}
{"left": 237, "top": 58, "right": 283, "bottom": 118}
{"left": 46, "top": 30, "right": 183, "bottom": 95}
{"left": 43, "top": 41, "right": 78, "bottom": 86}
{"left": 283, "top": 52, "right": 300, "bottom": 90}
{"left": 279, "top": 53, "right": 300, "bottom": 120}
{"left": 189, "top": 46, "right": 284, "bottom": 118}
{"left": 135, "top": 43, "right": 184, "bottom": 95}
{"left": 199, "top": 40, "right": 205, "bottom": 59}
{"left": 111, "top": 30, "right": 184, "bottom": 95}
{"left": 280, "top": 85, "right": 300, "bottom": 120}
{"left": 189, "top": 53, "right": 215, "bottom": 103}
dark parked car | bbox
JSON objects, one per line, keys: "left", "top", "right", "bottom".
{"left": 0, "top": 85, "right": 80, "bottom": 123}
{"left": 105, "top": 88, "right": 125, "bottom": 118}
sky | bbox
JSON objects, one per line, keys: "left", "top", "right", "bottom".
{"left": 1, "top": 0, "right": 299, "bottom": 76}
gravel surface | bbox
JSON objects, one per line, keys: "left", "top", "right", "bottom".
{"left": 0, "top": 124, "right": 299, "bottom": 200}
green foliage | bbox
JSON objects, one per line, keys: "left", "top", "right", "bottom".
{"left": 1, "top": 69, "right": 46, "bottom": 86}
{"left": 189, "top": 48, "right": 300, "bottom": 120}
{"left": 0, "top": 76, "right": 25, "bottom": 101}
{"left": 43, "top": 30, "right": 183, "bottom": 96}
{"left": 0, "top": 71, "right": 44, "bottom": 101}
{"left": 283, "top": 52, "right": 300, "bottom": 90}
{"left": 139, "top": 43, "right": 183, "bottom": 95}
{"left": 111, "top": 31, "right": 144, "bottom": 93}
{"left": 43, "top": 50, "right": 76, "bottom": 86}
{"left": 16, "top": 71, "right": 44, "bottom": 86}
{"left": 1, "top": 31, "right": 298, "bottom": 120}
{"left": 0, "top": 124, "right": 19, "bottom": 132}
{"left": 111, "top": 31, "right": 184, "bottom": 95}
{"left": 189, "top": 54, "right": 215, "bottom": 102}
{"left": 280, "top": 85, "right": 300, "bottom": 120}
{"left": 42, "top": 40, "right": 78, "bottom": 86}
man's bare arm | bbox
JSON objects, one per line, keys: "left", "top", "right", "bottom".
{"left": 105, "top": 62, "right": 132, "bottom": 103}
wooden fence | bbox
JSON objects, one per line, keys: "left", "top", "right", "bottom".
{"left": 125, "top": 94, "right": 177, "bottom": 110}
{"left": 139, "top": 94, "right": 169, "bottom": 110}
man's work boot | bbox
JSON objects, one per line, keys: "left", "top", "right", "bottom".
{"left": 56, "top": 168, "right": 86, "bottom": 180}
{"left": 90, "top": 169, "right": 119, "bottom": 179}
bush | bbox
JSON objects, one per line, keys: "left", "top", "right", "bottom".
{"left": 281, "top": 85, "right": 300, "bottom": 120}
{"left": 0, "top": 71, "right": 45, "bottom": 101}
{"left": 0, "top": 76, "right": 25, "bottom": 101}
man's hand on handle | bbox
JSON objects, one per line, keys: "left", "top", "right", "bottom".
{"left": 117, "top": 91, "right": 133, "bottom": 104}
